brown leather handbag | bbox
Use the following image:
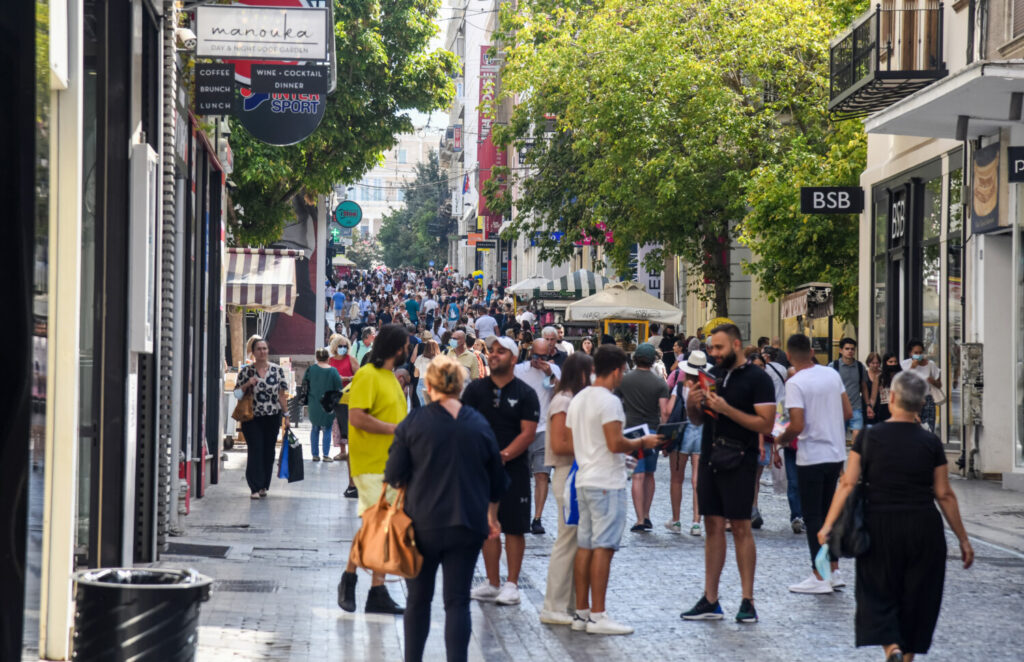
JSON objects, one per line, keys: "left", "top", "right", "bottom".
{"left": 231, "top": 391, "right": 255, "bottom": 423}
{"left": 350, "top": 486, "right": 423, "bottom": 578}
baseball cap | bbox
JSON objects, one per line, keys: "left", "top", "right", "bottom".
{"left": 682, "top": 350, "right": 708, "bottom": 376}
{"left": 633, "top": 343, "right": 657, "bottom": 363}
{"left": 485, "top": 335, "right": 518, "bottom": 354}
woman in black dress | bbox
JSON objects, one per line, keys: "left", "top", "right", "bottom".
{"left": 819, "top": 371, "right": 974, "bottom": 662}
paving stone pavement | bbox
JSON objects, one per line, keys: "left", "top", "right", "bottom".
{"left": 155, "top": 422, "right": 1024, "bottom": 662}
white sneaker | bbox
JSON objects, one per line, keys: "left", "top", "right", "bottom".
{"left": 689, "top": 522, "right": 703, "bottom": 537}
{"left": 539, "top": 609, "right": 573, "bottom": 625}
{"left": 664, "top": 520, "right": 682, "bottom": 534}
{"left": 571, "top": 609, "right": 590, "bottom": 631}
{"left": 788, "top": 574, "right": 834, "bottom": 594}
{"left": 585, "top": 612, "right": 634, "bottom": 635}
{"left": 494, "top": 581, "right": 521, "bottom": 605}
{"left": 830, "top": 569, "right": 847, "bottom": 589}
{"left": 470, "top": 582, "right": 501, "bottom": 602}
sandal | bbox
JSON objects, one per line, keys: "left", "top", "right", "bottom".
{"left": 886, "top": 648, "right": 903, "bottom": 662}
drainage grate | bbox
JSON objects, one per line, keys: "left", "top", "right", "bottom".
{"left": 198, "top": 525, "right": 271, "bottom": 534}
{"left": 214, "top": 579, "right": 279, "bottom": 593}
{"left": 164, "top": 542, "right": 231, "bottom": 558}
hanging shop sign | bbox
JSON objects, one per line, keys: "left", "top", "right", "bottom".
{"left": 250, "top": 64, "right": 328, "bottom": 94}
{"left": 195, "top": 5, "right": 330, "bottom": 61}
{"left": 475, "top": 240, "right": 496, "bottom": 250}
{"left": 972, "top": 142, "right": 1001, "bottom": 234}
{"left": 194, "top": 63, "right": 236, "bottom": 115}
{"left": 1007, "top": 146, "right": 1024, "bottom": 183}
{"left": 334, "top": 200, "right": 362, "bottom": 228}
{"left": 799, "top": 186, "right": 864, "bottom": 214}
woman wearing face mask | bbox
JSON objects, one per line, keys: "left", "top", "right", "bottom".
{"left": 328, "top": 335, "right": 361, "bottom": 497}
{"left": 872, "top": 353, "right": 901, "bottom": 424}
{"left": 900, "top": 340, "right": 942, "bottom": 433}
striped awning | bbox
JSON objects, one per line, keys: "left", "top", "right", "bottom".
{"left": 533, "top": 269, "right": 611, "bottom": 301}
{"left": 225, "top": 247, "right": 301, "bottom": 314}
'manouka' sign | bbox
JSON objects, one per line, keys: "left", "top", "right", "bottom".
{"left": 196, "top": 5, "right": 329, "bottom": 61}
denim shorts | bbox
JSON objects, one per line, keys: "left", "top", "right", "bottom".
{"left": 529, "top": 432, "right": 551, "bottom": 475}
{"left": 632, "top": 451, "right": 659, "bottom": 475}
{"left": 677, "top": 423, "right": 702, "bottom": 455}
{"left": 576, "top": 487, "right": 627, "bottom": 551}
{"left": 845, "top": 408, "right": 864, "bottom": 432}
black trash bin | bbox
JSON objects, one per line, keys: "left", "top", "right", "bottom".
{"left": 71, "top": 567, "right": 213, "bottom": 662}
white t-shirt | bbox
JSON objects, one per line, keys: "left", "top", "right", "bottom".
{"left": 422, "top": 298, "right": 439, "bottom": 315}
{"left": 475, "top": 315, "right": 499, "bottom": 339}
{"left": 544, "top": 391, "right": 574, "bottom": 468}
{"left": 518, "top": 310, "right": 536, "bottom": 326}
{"left": 900, "top": 358, "right": 940, "bottom": 388}
{"left": 785, "top": 365, "right": 848, "bottom": 466}
{"left": 557, "top": 340, "right": 575, "bottom": 355}
{"left": 567, "top": 386, "right": 627, "bottom": 490}
{"left": 514, "top": 361, "right": 561, "bottom": 432}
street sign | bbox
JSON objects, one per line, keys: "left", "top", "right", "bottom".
{"left": 195, "top": 6, "right": 330, "bottom": 61}
{"left": 250, "top": 64, "right": 328, "bottom": 94}
{"left": 194, "top": 64, "right": 235, "bottom": 115}
{"left": 334, "top": 200, "right": 362, "bottom": 228}
{"left": 800, "top": 186, "right": 864, "bottom": 214}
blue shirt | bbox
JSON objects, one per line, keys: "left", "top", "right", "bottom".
{"left": 332, "top": 291, "right": 346, "bottom": 310}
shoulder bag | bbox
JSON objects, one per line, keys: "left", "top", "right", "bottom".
{"left": 829, "top": 429, "right": 871, "bottom": 558}
{"left": 350, "top": 486, "right": 423, "bottom": 579}
{"left": 232, "top": 368, "right": 255, "bottom": 423}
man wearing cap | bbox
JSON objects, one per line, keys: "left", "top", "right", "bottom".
{"left": 616, "top": 343, "right": 671, "bottom": 532}
{"left": 463, "top": 335, "right": 541, "bottom": 606}
{"left": 514, "top": 339, "right": 562, "bottom": 535}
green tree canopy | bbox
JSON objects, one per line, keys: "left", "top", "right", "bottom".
{"left": 228, "top": 0, "right": 458, "bottom": 245}
{"left": 377, "top": 151, "right": 450, "bottom": 269}
{"left": 490, "top": 0, "right": 866, "bottom": 317}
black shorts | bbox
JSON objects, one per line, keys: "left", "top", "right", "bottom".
{"left": 697, "top": 458, "right": 757, "bottom": 520}
{"left": 498, "top": 458, "right": 531, "bottom": 535}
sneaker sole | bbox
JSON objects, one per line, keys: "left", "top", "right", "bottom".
{"left": 586, "top": 627, "right": 634, "bottom": 635}
{"left": 736, "top": 615, "right": 758, "bottom": 623}
{"left": 571, "top": 622, "right": 588, "bottom": 631}
{"left": 539, "top": 616, "right": 573, "bottom": 625}
{"left": 681, "top": 613, "right": 724, "bottom": 621}
{"left": 788, "top": 587, "right": 834, "bottom": 594}
{"left": 494, "top": 597, "right": 521, "bottom": 605}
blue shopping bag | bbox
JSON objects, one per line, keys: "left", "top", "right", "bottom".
{"left": 278, "top": 432, "right": 290, "bottom": 480}
{"left": 562, "top": 461, "right": 579, "bottom": 526}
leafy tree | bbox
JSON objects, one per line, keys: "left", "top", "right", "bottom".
{"left": 490, "top": 0, "right": 864, "bottom": 317}
{"left": 345, "top": 237, "right": 381, "bottom": 270}
{"left": 228, "top": 0, "right": 458, "bottom": 245}
{"left": 377, "top": 151, "right": 450, "bottom": 268}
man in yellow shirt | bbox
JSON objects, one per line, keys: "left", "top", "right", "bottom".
{"left": 338, "top": 324, "right": 408, "bottom": 615}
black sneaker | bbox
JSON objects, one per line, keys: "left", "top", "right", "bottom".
{"left": 365, "top": 585, "right": 405, "bottom": 614}
{"left": 681, "top": 595, "right": 724, "bottom": 620}
{"left": 735, "top": 598, "right": 758, "bottom": 623}
{"left": 337, "top": 571, "right": 357, "bottom": 612}
{"left": 344, "top": 485, "right": 358, "bottom": 499}
{"left": 643, "top": 518, "right": 653, "bottom": 530}
{"left": 630, "top": 523, "right": 647, "bottom": 533}
{"left": 531, "top": 518, "right": 545, "bottom": 535}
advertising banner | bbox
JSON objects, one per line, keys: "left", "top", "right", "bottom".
{"left": 477, "top": 45, "right": 506, "bottom": 237}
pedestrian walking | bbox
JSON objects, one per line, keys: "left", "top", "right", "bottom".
{"left": 412, "top": 339, "right": 440, "bottom": 407}
{"left": 337, "top": 324, "right": 409, "bottom": 615}
{"left": 513, "top": 339, "right": 561, "bottom": 535}
{"left": 864, "top": 352, "right": 882, "bottom": 426}
{"left": 681, "top": 323, "right": 775, "bottom": 624}
{"left": 775, "top": 334, "right": 852, "bottom": 594}
{"left": 664, "top": 351, "right": 706, "bottom": 536}
{"left": 870, "top": 353, "right": 901, "bottom": 423}
{"left": 900, "top": 339, "right": 943, "bottom": 434}
{"left": 819, "top": 371, "right": 974, "bottom": 662}
{"left": 463, "top": 335, "right": 541, "bottom": 606}
{"left": 616, "top": 343, "right": 669, "bottom": 533}
{"left": 304, "top": 347, "right": 342, "bottom": 462}
{"left": 569, "top": 345, "right": 663, "bottom": 635}
{"left": 353, "top": 326, "right": 376, "bottom": 366}
{"left": 384, "top": 355, "right": 506, "bottom": 662}
{"left": 234, "top": 338, "right": 290, "bottom": 499}
{"left": 538, "top": 352, "right": 593, "bottom": 625}
{"left": 831, "top": 337, "right": 872, "bottom": 445}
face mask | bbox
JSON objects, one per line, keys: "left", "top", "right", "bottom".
{"left": 339, "top": 347, "right": 348, "bottom": 356}
{"left": 912, "top": 354, "right": 923, "bottom": 361}
{"left": 449, "top": 339, "right": 458, "bottom": 349}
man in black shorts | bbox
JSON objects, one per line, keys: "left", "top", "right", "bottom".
{"left": 462, "top": 335, "right": 540, "bottom": 606}
{"left": 681, "top": 323, "right": 775, "bottom": 624}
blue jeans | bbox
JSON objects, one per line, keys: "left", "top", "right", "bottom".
{"left": 784, "top": 447, "right": 802, "bottom": 521}
{"left": 310, "top": 424, "right": 331, "bottom": 458}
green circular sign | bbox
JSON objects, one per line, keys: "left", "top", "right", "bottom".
{"left": 334, "top": 200, "right": 363, "bottom": 228}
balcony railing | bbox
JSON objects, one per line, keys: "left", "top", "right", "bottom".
{"left": 828, "top": 3, "right": 947, "bottom": 119}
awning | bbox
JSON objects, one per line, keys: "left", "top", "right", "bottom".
{"left": 865, "top": 61, "right": 1024, "bottom": 139}
{"left": 565, "top": 281, "right": 682, "bottom": 325}
{"left": 225, "top": 247, "right": 301, "bottom": 314}
{"left": 506, "top": 275, "right": 549, "bottom": 298}
{"left": 332, "top": 255, "right": 355, "bottom": 267}
{"left": 533, "top": 269, "right": 611, "bottom": 301}
{"left": 781, "top": 282, "right": 834, "bottom": 319}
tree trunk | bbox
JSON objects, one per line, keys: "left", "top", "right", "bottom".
{"left": 228, "top": 306, "right": 244, "bottom": 367}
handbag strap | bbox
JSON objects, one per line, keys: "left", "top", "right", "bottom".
{"left": 858, "top": 427, "right": 870, "bottom": 486}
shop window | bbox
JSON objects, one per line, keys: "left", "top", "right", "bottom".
{"left": 947, "top": 168, "right": 962, "bottom": 448}
{"left": 874, "top": 255, "right": 887, "bottom": 354}
{"left": 922, "top": 176, "right": 942, "bottom": 241}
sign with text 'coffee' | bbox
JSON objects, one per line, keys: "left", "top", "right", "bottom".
{"left": 800, "top": 186, "right": 864, "bottom": 214}
{"left": 195, "top": 63, "right": 235, "bottom": 115}
{"left": 251, "top": 64, "right": 328, "bottom": 94}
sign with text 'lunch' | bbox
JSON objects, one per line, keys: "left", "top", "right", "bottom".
{"left": 195, "top": 63, "right": 235, "bottom": 115}
{"left": 799, "top": 186, "right": 864, "bottom": 214}
{"left": 196, "top": 6, "right": 329, "bottom": 61}
{"left": 251, "top": 64, "right": 328, "bottom": 94}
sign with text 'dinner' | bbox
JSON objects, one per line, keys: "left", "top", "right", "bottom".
{"left": 250, "top": 64, "right": 328, "bottom": 94}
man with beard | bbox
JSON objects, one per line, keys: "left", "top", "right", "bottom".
{"left": 681, "top": 323, "right": 775, "bottom": 625}
{"left": 463, "top": 335, "right": 541, "bottom": 606}
{"left": 337, "top": 324, "right": 409, "bottom": 615}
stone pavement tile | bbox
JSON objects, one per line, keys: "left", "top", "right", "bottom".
{"left": 153, "top": 423, "right": 1024, "bottom": 661}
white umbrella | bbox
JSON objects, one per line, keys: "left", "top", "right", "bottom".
{"left": 566, "top": 281, "right": 682, "bottom": 325}
{"left": 506, "top": 275, "right": 549, "bottom": 300}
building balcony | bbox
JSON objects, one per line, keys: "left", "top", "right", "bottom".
{"left": 828, "top": 2, "right": 947, "bottom": 119}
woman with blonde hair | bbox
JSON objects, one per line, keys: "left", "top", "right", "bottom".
{"left": 328, "top": 334, "right": 360, "bottom": 496}
{"left": 244, "top": 334, "right": 263, "bottom": 364}
{"left": 384, "top": 355, "right": 505, "bottom": 662}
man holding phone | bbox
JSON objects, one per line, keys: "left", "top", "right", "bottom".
{"left": 514, "top": 339, "right": 561, "bottom": 535}
{"left": 681, "top": 323, "right": 776, "bottom": 625}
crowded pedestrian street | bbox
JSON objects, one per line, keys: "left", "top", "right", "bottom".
{"left": 154, "top": 422, "right": 1023, "bottom": 662}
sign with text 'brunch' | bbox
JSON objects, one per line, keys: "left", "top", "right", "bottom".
{"left": 195, "top": 63, "right": 235, "bottom": 115}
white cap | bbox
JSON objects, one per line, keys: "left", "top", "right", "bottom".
{"left": 485, "top": 335, "right": 518, "bottom": 355}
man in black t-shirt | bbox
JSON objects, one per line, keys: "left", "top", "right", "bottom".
{"left": 681, "top": 323, "right": 775, "bottom": 625}
{"left": 462, "top": 335, "right": 540, "bottom": 607}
